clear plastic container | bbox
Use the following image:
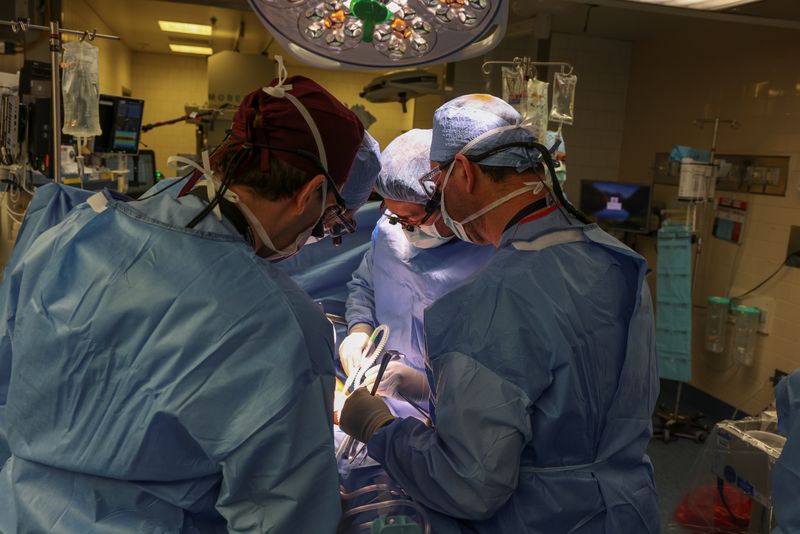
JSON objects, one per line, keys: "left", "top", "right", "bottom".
{"left": 501, "top": 66, "right": 526, "bottom": 115}
{"left": 61, "top": 40, "right": 102, "bottom": 139}
{"left": 705, "top": 296, "right": 730, "bottom": 354}
{"left": 732, "top": 305, "right": 760, "bottom": 367}
{"left": 549, "top": 72, "right": 577, "bottom": 125}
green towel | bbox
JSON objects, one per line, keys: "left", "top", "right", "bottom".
{"left": 656, "top": 223, "right": 693, "bottom": 382}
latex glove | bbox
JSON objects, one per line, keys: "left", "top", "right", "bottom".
{"left": 339, "top": 387, "right": 395, "bottom": 444}
{"left": 363, "top": 361, "right": 430, "bottom": 403}
{"left": 339, "top": 324, "right": 373, "bottom": 376}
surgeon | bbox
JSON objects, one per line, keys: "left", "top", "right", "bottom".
{"left": 339, "top": 94, "right": 660, "bottom": 532}
{"left": 151, "top": 131, "right": 380, "bottom": 234}
{"left": 0, "top": 70, "right": 364, "bottom": 532}
{"left": 277, "top": 131, "right": 383, "bottom": 310}
{"left": 340, "top": 128, "right": 493, "bottom": 418}
{"left": 774, "top": 369, "right": 800, "bottom": 533}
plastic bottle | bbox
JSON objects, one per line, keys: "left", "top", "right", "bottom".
{"left": 732, "top": 305, "right": 760, "bottom": 366}
{"left": 705, "top": 296, "right": 730, "bottom": 354}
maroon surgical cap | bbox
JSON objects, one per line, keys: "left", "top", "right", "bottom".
{"left": 223, "top": 75, "right": 364, "bottom": 186}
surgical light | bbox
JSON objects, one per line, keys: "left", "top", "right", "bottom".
{"left": 248, "top": 0, "right": 507, "bottom": 70}
{"left": 158, "top": 20, "right": 213, "bottom": 36}
{"left": 620, "top": 0, "right": 762, "bottom": 9}
{"left": 169, "top": 44, "right": 214, "bottom": 55}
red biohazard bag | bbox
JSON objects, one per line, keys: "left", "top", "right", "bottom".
{"left": 673, "top": 482, "right": 752, "bottom": 533}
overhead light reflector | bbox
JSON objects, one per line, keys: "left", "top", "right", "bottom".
{"left": 622, "top": 0, "right": 762, "bottom": 10}
{"left": 159, "top": 20, "right": 213, "bottom": 36}
{"left": 248, "top": 0, "right": 507, "bottom": 70}
{"left": 169, "top": 44, "right": 214, "bottom": 55}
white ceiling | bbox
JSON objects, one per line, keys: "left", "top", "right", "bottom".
{"left": 517, "top": 0, "right": 800, "bottom": 40}
{"left": 84, "top": 0, "right": 273, "bottom": 56}
{"left": 556, "top": 0, "right": 800, "bottom": 21}
{"left": 85, "top": 0, "right": 800, "bottom": 60}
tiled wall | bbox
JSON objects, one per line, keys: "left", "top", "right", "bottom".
{"left": 549, "top": 33, "right": 632, "bottom": 201}
{"left": 131, "top": 52, "right": 209, "bottom": 173}
{"left": 619, "top": 20, "right": 800, "bottom": 414}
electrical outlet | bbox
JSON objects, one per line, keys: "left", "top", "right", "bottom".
{"left": 730, "top": 291, "right": 775, "bottom": 335}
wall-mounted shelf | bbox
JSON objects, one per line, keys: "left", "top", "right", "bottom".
{"left": 653, "top": 152, "right": 790, "bottom": 196}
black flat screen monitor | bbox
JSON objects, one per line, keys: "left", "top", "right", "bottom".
{"left": 94, "top": 95, "right": 144, "bottom": 154}
{"left": 579, "top": 180, "right": 652, "bottom": 233}
{"left": 126, "top": 149, "right": 156, "bottom": 198}
{"left": 133, "top": 149, "right": 156, "bottom": 187}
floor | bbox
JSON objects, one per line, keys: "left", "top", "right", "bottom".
{"left": 650, "top": 436, "right": 704, "bottom": 533}
{"left": 649, "top": 379, "right": 749, "bottom": 533}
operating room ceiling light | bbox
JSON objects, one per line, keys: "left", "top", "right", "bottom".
{"left": 158, "top": 20, "right": 213, "bottom": 36}
{"left": 169, "top": 43, "right": 214, "bottom": 55}
{"left": 248, "top": 0, "right": 507, "bottom": 69}
{"left": 621, "top": 0, "right": 762, "bottom": 10}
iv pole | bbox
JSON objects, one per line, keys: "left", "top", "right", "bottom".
{"left": 49, "top": 21, "right": 62, "bottom": 183}
{"left": 1, "top": 18, "right": 121, "bottom": 183}
{"left": 691, "top": 117, "right": 740, "bottom": 296}
{"left": 655, "top": 117, "right": 740, "bottom": 443}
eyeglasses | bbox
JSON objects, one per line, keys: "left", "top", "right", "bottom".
{"left": 322, "top": 203, "right": 356, "bottom": 238}
{"left": 416, "top": 141, "right": 547, "bottom": 226}
{"left": 417, "top": 141, "right": 545, "bottom": 201}
{"left": 381, "top": 204, "right": 426, "bottom": 233}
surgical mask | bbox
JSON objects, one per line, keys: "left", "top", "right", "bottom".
{"left": 403, "top": 213, "right": 453, "bottom": 249}
{"left": 439, "top": 124, "right": 546, "bottom": 244}
{"left": 244, "top": 179, "right": 326, "bottom": 261}
{"left": 168, "top": 154, "right": 327, "bottom": 261}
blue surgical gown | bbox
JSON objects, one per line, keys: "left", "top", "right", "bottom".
{"left": 0, "top": 184, "right": 94, "bottom": 466}
{"left": 0, "top": 187, "right": 341, "bottom": 533}
{"left": 367, "top": 209, "right": 661, "bottom": 533}
{"left": 345, "top": 216, "right": 494, "bottom": 418}
{"left": 774, "top": 369, "right": 800, "bottom": 533}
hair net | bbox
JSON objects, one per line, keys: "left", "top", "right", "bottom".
{"left": 341, "top": 131, "right": 381, "bottom": 210}
{"left": 375, "top": 129, "right": 433, "bottom": 205}
{"left": 430, "top": 94, "right": 542, "bottom": 173}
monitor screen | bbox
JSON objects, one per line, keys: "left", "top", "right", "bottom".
{"left": 133, "top": 150, "right": 156, "bottom": 188}
{"left": 94, "top": 95, "right": 144, "bottom": 154}
{"left": 111, "top": 97, "right": 144, "bottom": 153}
{"left": 579, "top": 180, "right": 652, "bottom": 233}
{"left": 92, "top": 97, "right": 116, "bottom": 153}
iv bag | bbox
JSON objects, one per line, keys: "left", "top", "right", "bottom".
{"left": 501, "top": 66, "right": 526, "bottom": 115}
{"left": 61, "top": 40, "right": 102, "bottom": 138}
{"left": 525, "top": 78, "right": 549, "bottom": 142}
{"left": 550, "top": 72, "right": 577, "bottom": 125}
